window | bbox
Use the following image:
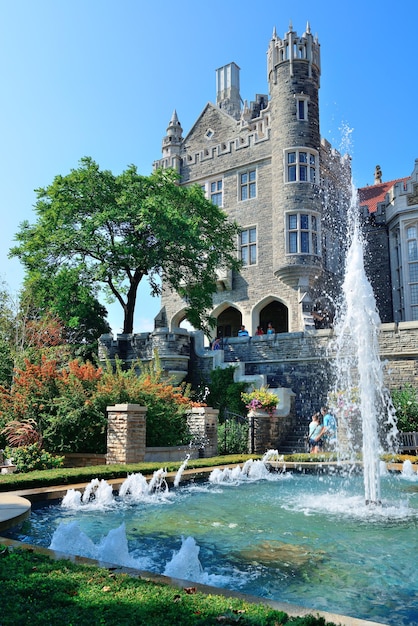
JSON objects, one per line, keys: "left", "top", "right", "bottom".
{"left": 287, "top": 212, "right": 320, "bottom": 255}
{"left": 296, "top": 96, "right": 308, "bottom": 121}
{"left": 209, "top": 179, "right": 222, "bottom": 206}
{"left": 240, "top": 227, "right": 257, "bottom": 266}
{"left": 200, "top": 179, "right": 223, "bottom": 206}
{"left": 407, "top": 224, "right": 418, "bottom": 319}
{"left": 285, "top": 149, "right": 317, "bottom": 183}
{"left": 240, "top": 170, "right": 256, "bottom": 201}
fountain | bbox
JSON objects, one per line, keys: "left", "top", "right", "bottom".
{"left": 5, "top": 462, "right": 418, "bottom": 625}
{"left": 328, "top": 181, "right": 397, "bottom": 504}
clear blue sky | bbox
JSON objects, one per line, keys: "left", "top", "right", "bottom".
{"left": 1, "top": 0, "right": 417, "bottom": 334}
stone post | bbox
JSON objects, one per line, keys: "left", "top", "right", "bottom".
{"left": 187, "top": 407, "right": 219, "bottom": 458}
{"left": 106, "top": 404, "right": 147, "bottom": 464}
{"left": 248, "top": 410, "right": 280, "bottom": 454}
{"left": 248, "top": 388, "right": 296, "bottom": 454}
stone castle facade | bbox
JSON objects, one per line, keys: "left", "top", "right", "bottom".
{"left": 153, "top": 23, "right": 351, "bottom": 338}
{"left": 99, "top": 22, "right": 418, "bottom": 426}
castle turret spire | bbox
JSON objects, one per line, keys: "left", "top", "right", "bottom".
{"left": 161, "top": 110, "right": 183, "bottom": 172}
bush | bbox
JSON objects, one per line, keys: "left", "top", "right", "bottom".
{"left": 5, "top": 443, "right": 64, "bottom": 473}
{"left": 203, "top": 366, "right": 247, "bottom": 418}
{"left": 218, "top": 420, "right": 249, "bottom": 455}
{"left": 391, "top": 384, "right": 418, "bottom": 431}
{"left": 0, "top": 354, "right": 194, "bottom": 454}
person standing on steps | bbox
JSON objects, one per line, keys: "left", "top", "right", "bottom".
{"left": 320, "top": 406, "right": 337, "bottom": 450}
{"left": 308, "top": 412, "right": 323, "bottom": 453}
{"left": 238, "top": 325, "right": 249, "bottom": 337}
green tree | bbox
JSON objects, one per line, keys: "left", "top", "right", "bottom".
{"left": 11, "top": 159, "right": 241, "bottom": 334}
{"left": 21, "top": 267, "right": 111, "bottom": 359}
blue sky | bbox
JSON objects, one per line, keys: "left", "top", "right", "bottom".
{"left": 1, "top": 0, "right": 417, "bottom": 334}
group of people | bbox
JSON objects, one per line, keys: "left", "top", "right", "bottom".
{"left": 211, "top": 322, "right": 276, "bottom": 349}
{"left": 238, "top": 322, "right": 275, "bottom": 337}
{"left": 308, "top": 406, "right": 337, "bottom": 453}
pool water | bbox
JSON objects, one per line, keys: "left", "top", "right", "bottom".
{"left": 6, "top": 466, "right": 418, "bottom": 626}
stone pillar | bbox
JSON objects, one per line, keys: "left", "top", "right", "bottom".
{"left": 248, "top": 388, "right": 296, "bottom": 454}
{"left": 187, "top": 407, "right": 219, "bottom": 458}
{"left": 248, "top": 410, "right": 280, "bottom": 454}
{"left": 106, "top": 404, "right": 147, "bottom": 464}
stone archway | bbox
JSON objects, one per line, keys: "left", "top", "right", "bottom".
{"left": 171, "top": 309, "right": 195, "bottom": 331}
{"left": 216, "top": 306, "right": 242, "bottom": 338}
{"left": 259, "top": 301, "right": 288, "bottom": 334}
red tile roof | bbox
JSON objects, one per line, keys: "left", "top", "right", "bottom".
{"left": 358, "top": 177, "right": 409, "bottom": 213}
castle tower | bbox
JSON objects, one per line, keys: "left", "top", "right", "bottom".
{"left": 268, "top": 22, "right": 323, "bottom": 289}
{"left": 216, "top": 62, "right": 241, "bottom": 120}
{"left": 161, "top": 110, "right": 183, "bottom": 173}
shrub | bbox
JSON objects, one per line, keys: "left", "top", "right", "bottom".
{"left": 5, "top": 443, "right": 64, "bottom": 473}
{"left": 0, "top": 354, "right": 195, "bottom": 453}
{"left": 391, "top": 384, "right": 418, "bottom": 431}
{"left": 218, "top": 419, "right": 249, "bottom": 455}
{"left": 203, "top": 366, "right": 247, "bottom": 419}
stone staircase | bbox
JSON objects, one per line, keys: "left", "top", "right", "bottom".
{"left": 276, "top": 415, "right": 309, "bottom": 455}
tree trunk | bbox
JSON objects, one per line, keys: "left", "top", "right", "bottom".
{"left": 122, "top": 276, "right": 141, "bottom": 334}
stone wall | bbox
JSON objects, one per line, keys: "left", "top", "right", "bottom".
{"left": 191, "top": 322, "right": 418, "bottom": 422}
{"left": 106, "top": 404, "right": 218, "bottom": 465}
{"left": 187, "top": 407, "right": 219, "bottom": 458}
{"left": 100, "top": 322, "right": 418, "bottom": 433}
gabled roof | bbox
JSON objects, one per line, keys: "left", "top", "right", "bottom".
{"left": 358, "top": 177, "right": 409, "bottom": 213}
{"left": 182, "top": 102, "right": 239, "bottom": 144}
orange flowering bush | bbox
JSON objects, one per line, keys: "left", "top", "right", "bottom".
{"left": 0, "top": 354, "right": 194, "bottom": 453}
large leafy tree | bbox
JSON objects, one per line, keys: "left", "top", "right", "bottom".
{"left": 11, "top": 158, "right": 241, "bottom": 334}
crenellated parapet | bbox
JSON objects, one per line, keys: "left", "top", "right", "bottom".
{"left": 267, "top": 21, "right": 320, "bottom": 82}
{"left": 98, "top": 328, "right": 191, "bottom": 383}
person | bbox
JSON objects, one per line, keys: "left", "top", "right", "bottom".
{"left": 211, "top": 336, "right": 222, "bottom": 350}
{"left": 320, "top": 406, "right": 337, "bottom": 449}
{"left": 266, "top": 322, "right": 275, "bottom": 334}
{"left": 238, "top": 325, "right": 249, "bottom": 337}
{"left": 255, "top": 326, "right": 264, "bottom": 335}
{"left": 308, "top": 412, "right": 323, "bottom": 453}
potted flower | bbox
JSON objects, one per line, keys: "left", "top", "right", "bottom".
{"left": 241, "top": 386, "right": 279, "bottom": 417}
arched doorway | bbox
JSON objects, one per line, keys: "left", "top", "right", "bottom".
{"left": 216, "top": 306, "right": 242, "bottom": 338}
{"left": 259, "top": 301, "right": 288, "bottom": 334}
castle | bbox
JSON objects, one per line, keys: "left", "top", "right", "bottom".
{"left": 153, "top": 22, "right": 353, "bottom": 338}
{"left": 100, "top": 23, "right": 418, "bottom": 434}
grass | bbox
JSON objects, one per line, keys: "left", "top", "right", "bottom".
{"left": 0, "top": 543, "right": 337, "bottom": 626}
